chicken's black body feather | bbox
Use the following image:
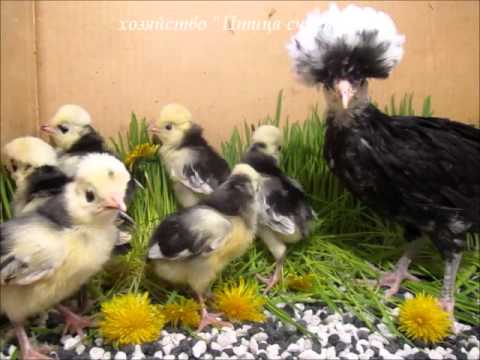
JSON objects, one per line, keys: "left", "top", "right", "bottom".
{"left": 25, "top": 166, "right": 72, "bottom": 204}
{"left": 325, "top": 104, "right": 480, "bottom": 258}
{"left": 65, "top": 126, "right": 107, "bottom": 156}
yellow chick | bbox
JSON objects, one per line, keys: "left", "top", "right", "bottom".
{"left": 0, "top": 153, "right": 130, "bottom": 360}
{"left": 147, "top": 164, "right": 260, "bottom": 330}
{"left": 150, "top": 103, "right": 230, "bottom": 207}
{"left": 242, "top": 125, "right": 315, "bottom": 292}
{"left": 3, "top": 136, "right": 70, "bottom": 215}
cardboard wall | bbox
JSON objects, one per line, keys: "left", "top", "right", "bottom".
{"left": 1, "top": 1, "right": 479, "bottom": 149}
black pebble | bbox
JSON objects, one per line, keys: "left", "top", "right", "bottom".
{"left": 119, "top": 344, "right": 135, "bottom": 355}
{"left": 311, "top": 341, "right": 322, "bottom": 354}
{"left": 453, "top": 349, "right": 468, "bottom": 360}
{"left": 352, "top": 317, "right": 367, "bottom": 328}
{"left": 342, "top": 314, "right": 354, "bottom": 323}
{"left": 224, "top": 348, "right": 234, "bottom": 356}
{"left": 36, "top": 332, "right": 61, "bottom": 345}
{"left": 141, "top": 341, "right": 157, "bottom": 356}
{"left": 209, "top": 349, "right": 222, "bottom": 357}
{"left": 371, "top": 346, "right": 380, "bottom": 357}
{"left": 54, "top": 349, "right": 76, "bottom": 360}
{"left": 319, "top": 312, "right": 328, "bottom": 320}
{"left": 171, "top": 339, "right": 191, "bottom": 356}
{"left": 257, "top": 353, "right": 269, "bottom": 360}
{"left": 385, "top": 342, "right": 399, "bottom": 354}
{"left": 258, "top": 342, "right": 268, "bottom": 351}
{"left": 335, "top": 342, "right": 347, "bottom": 354}
{"left": 356, "top": 330, "right": 369, "bottom": 340}
{"left": 414, "top": 351, "right": 430, "bottom": 360}
{"left": 328, "top": 334, "right": 340, "bottom": 346}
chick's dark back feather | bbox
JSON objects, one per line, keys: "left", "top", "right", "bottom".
{"left": 179, "top": 124, "right": 230, "bottom": 188}
{"left": 65, "top": 126, "right": 106, "bottom": 155}
{"left": 26, "top": 166, "right": 72, "bottom": 203}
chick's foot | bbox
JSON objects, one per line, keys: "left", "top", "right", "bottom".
{"left": 56, "top": 305, "right": 92, "bottom": 336}
{"left": 197, "top": 310, "right": 233, "bottom": 332}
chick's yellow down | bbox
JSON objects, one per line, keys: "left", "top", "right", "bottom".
{"left": 0, "top": 153, "right": 130, "bottom": 360}
{"left": 148, "top": 164, "right": 260, "bottom": 331}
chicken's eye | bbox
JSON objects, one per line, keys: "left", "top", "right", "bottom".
{"left": 257, "top": 142, "right": 266, "bottom": 149}
{"left": 11, "top": 160, "right": 17, "bottom": 172}
{"left": 85, "top": 190, "right": 95, "bottom": 203}
{"left": 277, "top": 145, "right": 282, "bottom": 151}
{"left": 165, "top": 123, "right": 173, "bottom": 131}
{"left": 25, "top": 164, "right": 32, "bottom": 170}
{"left": 58, "top": 124, "right": 69, "bottom": 133}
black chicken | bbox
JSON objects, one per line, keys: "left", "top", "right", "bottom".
{"left": 288, "top": 3, "right": 480, "bottom": 317}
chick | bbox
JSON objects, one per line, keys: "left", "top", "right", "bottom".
{"left": 3, "top": 137, "right": 70, "bottom": 215}
{"left": 147, "top": 164, "right": 260, "bottom": 330}
{"left": 242, "top": 125, "right": 315, "bottom": 292}
{"left": 40, "top": 104, "right": 106, "bottom": 177}
{"left": 150, "top": 104, "right": 230, "bottom": 207}
{"left": 0, "top": 153, "right": 130, "bottom": 360}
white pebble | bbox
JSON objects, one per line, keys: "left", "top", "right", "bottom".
{"left": 249, "top": 338, "right": 259, "bottom": 354}
{"left": 369, "top": 333, "right": 388, "bottom": 345}
{"left": 428, "top": 349, "right": 443, "bottom": 360}
{"left": 267, "top": 344, "right": 280, "bottom": 358}
{"left": 252, "top": 332, "right": 268, "bottom": 342}
{"left": 152, "top": 351, "right": 163, "bottom": 359}
{"left": 163, "top": 344, "right": 173, "bottom": 355}
{"left": 303, "top": 309, "right": 314, "bottom": 322}
{"left": 359, "top": 349, "right": 374, "bottom": 360}
{"left": 60, "top": 335, "right": 72, "bottom": 345}
{"left": 217, "top": 330, "right": 237, "bottom": 348}
{"left": 287, "top": 343, "right": 301, "bottom": 353}
{"left": 339, "top": 331, "right": 352, "bottom": 344}
{"left": 220, "top": 352, "right": 230, "bottom": 359}
{"left": 468, "top": 347, "right": 479, "bottom": 360}
{"left": 178, "top": 353, "right": 189, "bottom": 360}
{"left": 295, "top": 303, "right": 305, "bottom": 311}
{"left": 299, "top": 349, "right": 322, "bottom": 360}
{"left": 233, "top": 345, "right": 248, "bottom": 357}
{"left": 297, "top": 337, "right": 312, "bottom": 351}
{"left": 203, "top": 354, "right": 213, "bottom": 360}
{"left": 114, "top": 352, "right": 127, "bottom": 360}
{"left": 102, "top": 351, "right": 111, "bottom": 360}
{"left": 192, "top": 340, "right": 207, "bottom": 358}
{"left": 370, "top": 339, "right": 384, "bottom": 350}
{"left": 89, "top": 347, "right": 105, "bottom": 360}
{"left": 325, "top": 313, "right": 342, "bottom": 324}
{"left": 211, "top": 342, "right": 222, "bottom": 352}
{"left": 131, "top": 345, "right": 145, "bottom": 360}
{"left": 391, "top": 307, "right": 400, "bottom": 316}
{"left": 75, "top": 344, "right": 86, "bottom": 355}
{"left": 163, "top": 355, "right": 175, "bottom": 360}
{"left": 95, "top": 338, "right": 104, "bottom": 346}
{"left": 380, "top": 348, "right": 402, "bottom": 360}
{"left": 342, "top": 352, "right": 359, "bottom": 360}
{"left": 64, "top": 336, "right": 82, "bottom": 351}
{"left": 243, "top": 353, "right": 255, "bottom": 360}
{"left": 404, "top": 292, "right": 413, "bottom": 299}
{"left": 325, "top": 346, "right": 336, "bottom": 359}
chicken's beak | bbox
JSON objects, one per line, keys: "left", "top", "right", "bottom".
{"left": 336, "top": 80, "right": 354, "bottom": 109}
{"left": 40, "top": 124, "right": 55, "bottom": 134}
{"left": 103, "top": 193, "right": 127, "bottom": 212}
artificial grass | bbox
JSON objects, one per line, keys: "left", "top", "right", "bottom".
{"left": 0, "top": 93, "right": 478, "bottom": 338}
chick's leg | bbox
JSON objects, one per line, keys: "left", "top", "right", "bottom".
{"left": 257, "top": 230, "right": 287, "bottom": 293}
{"left": 56, "top": 304, "right": 91, "bottom": 337}
{"left": 196, "top": 292, "right": 232, "bottom": 332}
{"left": 439, "top": 252, "right": 462, "bottom": 316}
{"left": 15, "top": 324, "right": 52, "bottom": 360}
{"left": 380, "top": 237, "right": 426, "bottom": 297}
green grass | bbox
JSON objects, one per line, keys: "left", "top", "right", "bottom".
{"left": 1, "top": 92, "right": 478, "bottom": 337}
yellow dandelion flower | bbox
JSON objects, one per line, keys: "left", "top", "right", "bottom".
{"left": 163, "top": 297, "right": 201, "bottom": 329}
{"left": 214, "top": 278, "right": 266, "bottom": 323}
{"left": 99, "top": 292, "right": 165, "bottom": 346}
{"left": 124, "top": 143, "right": 159, "bottom": 169}
{"left": 286, "top": 273, "right": 316, "bottom": 292}
{"left": 398, "top": 293, "right": 451, "bottom": 343}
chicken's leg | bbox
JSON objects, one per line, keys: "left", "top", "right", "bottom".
{"left": 56, "top": 304, "right": 91, "bottom": 336}
{"left": 439, "top": 252, "right": 462, "bottom": 316}
{"left": 380, "top": 237, "right": 426, "bottom": 297}
{"left": 257, "top": 229, "right": 287, "bottom": 293}
{"left": 15, "top": 324, "right": 52, "bottom": 360}
{"left": 196, "top": 293, "right": 232, "bottom": 332}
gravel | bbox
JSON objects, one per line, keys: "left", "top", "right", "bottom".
{"left": 1, "top": 302, "right": 478, "bottom": 360}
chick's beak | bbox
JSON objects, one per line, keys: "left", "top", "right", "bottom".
{"left": 103, "top": 193, "right": 127, "bottom": 212}
{"left": 336, "top": 80, "right": 354, "bottom": 109}
{"left": 40, "top": 124, "right": 55, "bottom": 134}
{"left": 148, "top": 122, "right": 161, "bottom": 134}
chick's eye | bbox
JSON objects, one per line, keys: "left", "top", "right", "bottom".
{"left": 277, "top": 145, "right": 282, "bottom": 151}
{"left": 58, "top": 124, "right": 69, "bottom": 133}
{"left": 165, "top": 123, "right": 173, "bottom": 131}
{"left": 25, "top": 164, "right": 32, "bottom": 170}
{"left": 85, "top": 190, "right": 95, "bottom": 202}
{"left": 11, "top": 160, "right": 17, "bottom": 172}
